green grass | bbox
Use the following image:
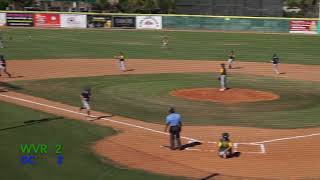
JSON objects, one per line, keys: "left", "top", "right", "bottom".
{"left": 11, "top": 73, "right": 320, "bottom": 129}
{"left": 0, "top": 101, "right": 185, "bottom": 180}
{"left": 0, "top": 28, "right": 320, "bottom": 64}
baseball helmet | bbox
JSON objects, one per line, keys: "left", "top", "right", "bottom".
{"left": 84, "top": 86, "right": 91, "bottom": 92}
{"left": 222, "top": 132, "right": 229, "bottom": 139}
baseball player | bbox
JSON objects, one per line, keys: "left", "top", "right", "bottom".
{"left": 114, "top": 52, "right": 126, "bottom": 72}
{"left": 271, "top": 54, "right": 280, "bottom": 75}
{"left": 164, "top": 107, "right": 182, "bottom": 150}
{"left": 79, "top": 87, "right": 91, "bottom": 118}
{"left": 0, "top": 55, "right": 12, "bottom": 78}
{"left": 218, "top": 63, "right": 227, "bottom": 91}
{"left": 0, "top": 32, "right": 4, "bottom": 48}
{"left": 161, "top": 36, "right": 169, "bottom": 49}
{"left": 218, "top": 133, "right": 233, "bottom": 159}
{"left": 227, "top": 50, "right": 235, "bottom": 69}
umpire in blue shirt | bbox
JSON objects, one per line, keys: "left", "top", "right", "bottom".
{"left": 164, "top": 107, "right": 182, "bottom": 150}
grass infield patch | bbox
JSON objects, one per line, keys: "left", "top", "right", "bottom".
{"left": 11, "top": 73, "right": 320, "bottom": 129}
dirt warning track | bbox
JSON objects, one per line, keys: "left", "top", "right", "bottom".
{"left": 1, "top": 59, "right": 320, "bottom": 180}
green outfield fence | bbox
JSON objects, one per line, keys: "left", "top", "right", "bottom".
{"left": 163, "top": 16, "right": 291, "bottom": 32}
{"left": 0, "top": 10, "right": 319, "bottom": 34}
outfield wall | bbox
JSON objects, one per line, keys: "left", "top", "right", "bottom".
{"left": 163, "top": 16, "right": 290, "bottom": 33}
{"left": 0, "top": 11, "right": 319, "bottom": 34}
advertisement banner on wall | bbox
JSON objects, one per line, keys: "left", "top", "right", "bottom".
{"left": 290, "top": 20, "right": 318, "bottom": 34}
{"left": 136, "top": 16, "right": 162, "bottom": 29}
{"left": 6, "top": 13, "right": 34, "bottom": 27}
{"left": 34, "top": 13, "right": 60, "bottom": 28}
{"left": 61, "top": 14, "right": 87, "bottom": 28}
{"left": 87, "top": 15, "right": 112, "bottom": 28}
{"left": 0, "top": 13, "right": 6, "bottom": 26}
{"left": 113, "top": 16, "right": 136, "bottom": 28}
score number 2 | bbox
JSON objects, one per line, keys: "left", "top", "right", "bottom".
{"left": 55, "top": 144, "right": 63, "bottom": 154}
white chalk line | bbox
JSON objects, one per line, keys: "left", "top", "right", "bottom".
{"left": 252, "top": 132, "right": 320, "bottom": 144}
{"left": 1, "top": 93, "right": 263, "bottom": 154}
{"left": 234, "top": 143, "right": 266, "bottom": 154}
{"left": 0, "top": 93, "right": 200, "bottom": 142}
{"left": 187, "top": 141, "right": 265, "bottom": 154}
{"left": 1, "top": 93, "right": 320, "bottom": 154}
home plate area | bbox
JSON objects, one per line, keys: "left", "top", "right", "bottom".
{"left": 182, "top": 141, "right": 266, "bottom": 154}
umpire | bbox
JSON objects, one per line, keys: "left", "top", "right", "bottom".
{"left": 164, "top": 107, "right": 182, "bottom": 150}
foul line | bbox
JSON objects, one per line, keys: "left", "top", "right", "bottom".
{"left": 253, "top": 132, "right": 320, "bottom": 144}
{"left": 1, "top": 93, "right": 320, "bottom": 149}
{"left": 233, "top": 143, "right": 266, "bottom": 154}
{"left": 0, "top": 93, "right": 200, "bottom": 142}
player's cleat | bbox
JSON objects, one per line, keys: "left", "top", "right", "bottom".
{"left": 219, "top": 88, "right": 226, "bottom": 91}
{"left": 223, "top": 153, "right": 227, "bottom": 159}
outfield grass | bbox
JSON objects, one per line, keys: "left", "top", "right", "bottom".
{"left": 11, "top": 73, "right": 320, "bottom": 129}
{"left": 0, "top": 101, "right": 185, "bottom": 180}
{"left": 0, "top": 28, "right": 320, "bottom": 64}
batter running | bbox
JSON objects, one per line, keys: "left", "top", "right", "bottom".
{"left": 79, "top": 87, "right": 91, "bottom": 118}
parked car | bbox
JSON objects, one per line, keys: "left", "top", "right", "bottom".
{"left": 283, "top": 6, "right": 301, "bottom": 13}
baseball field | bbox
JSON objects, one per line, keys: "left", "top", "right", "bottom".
{"left": 1, "top": 28, "right": 320, "bottom": 180}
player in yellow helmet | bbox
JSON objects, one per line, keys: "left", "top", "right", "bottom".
{"left": 218, "top": 132, "right": 233, "bottom": 159}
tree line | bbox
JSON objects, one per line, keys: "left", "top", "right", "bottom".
{"left": 0, "top": 0, "right": 318, "bottom": 17}
{"left": 0, "top": 0, "right": 176, "bottom": 14}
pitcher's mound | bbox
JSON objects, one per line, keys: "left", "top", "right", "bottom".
{"left": 170, "top": 88, "right": 279, "bottom": 104}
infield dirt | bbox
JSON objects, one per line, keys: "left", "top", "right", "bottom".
{"left": 1, "top": 59, "right": 320, "bottom": 179}
{"left": 171, "top": 88, "right": 279, "bottom": 104}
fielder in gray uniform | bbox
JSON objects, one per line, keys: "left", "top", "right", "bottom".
{"left": 271, "top": 54, "right": 280, "bottom": 75}
{"left": 227, "top": 50, "right": 235, "bottom": 69}
{"left": 0, "top": 55, "right": 12, "bottom": 78}
{"left": 161, "top": 36, "right": 169, "bottom": 49}
{"left": 0, "top": 33, "right": 4, "bottom": 49}
{"left": 115, "top": 52, "right": 126, "bottom": 72}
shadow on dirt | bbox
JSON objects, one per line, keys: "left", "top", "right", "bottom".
{"left": 180, "top": 141, "right": 202, "bottom": 150}
{"left": 201, "top": 173, "right": 220, "bottom": 180}
{"left": 89, "top": 115, "right": 114, "bottom": 122}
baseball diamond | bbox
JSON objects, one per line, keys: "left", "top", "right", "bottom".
{"left": 1, "top": 27, "right": 320, "bottom": 180}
